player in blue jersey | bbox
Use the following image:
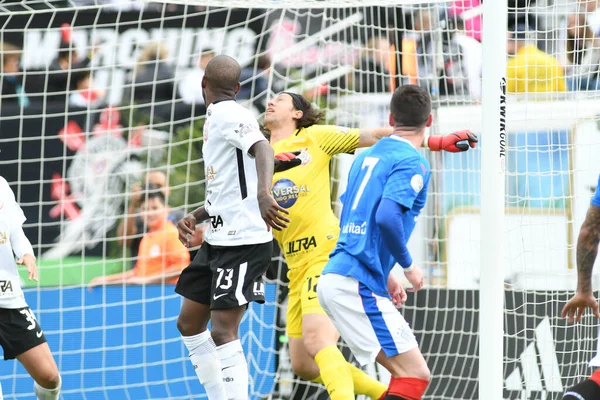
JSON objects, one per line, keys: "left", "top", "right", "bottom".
{"left": 561, "top": 174, "right": 600, "bottom": 399}
{"left": 317, "top": 85, "right": 432, "bottom": 400}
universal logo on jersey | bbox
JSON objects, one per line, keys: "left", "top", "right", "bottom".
{"left": 272, "top": 179, "right": 310, "bottom": 208}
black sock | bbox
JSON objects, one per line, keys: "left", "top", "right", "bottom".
{"left": 563, "top": 378, "right": 600, "bottom": 399}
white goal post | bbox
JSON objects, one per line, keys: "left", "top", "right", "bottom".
{"left": 480, "top": 0, "right": 507, "bottom": 398}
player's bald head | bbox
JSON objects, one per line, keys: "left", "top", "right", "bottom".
{"left": 203, "top": 55, "right": 242, "bottom": 95}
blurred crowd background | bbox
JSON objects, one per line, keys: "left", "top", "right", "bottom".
{"left": 0, "top": 0, "right": 597, "bottom": 277}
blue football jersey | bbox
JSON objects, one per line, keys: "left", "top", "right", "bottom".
{"left": 324, "top": 136, "right": 431, "bottom": 296}
{"left": 593, "top": 174, "right": 600, "bottom": 208}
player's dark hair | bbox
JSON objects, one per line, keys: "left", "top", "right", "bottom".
{"left": 288, "top": 93, "right": 325, "bottom": 129}
{"left": 141, "top": 183, "right": 166, "bottom": 206}
{"left": 390, "top": 85, "right": 431, "bottom": 128}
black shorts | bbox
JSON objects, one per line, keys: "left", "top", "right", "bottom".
{"left": 175, "top": 241, "right": 272, "bottom": 309}
{"left": 0, "top": 306, "right": 47, "bottom": 360}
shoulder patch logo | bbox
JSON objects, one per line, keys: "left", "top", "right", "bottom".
{"left": 235, "top": 122, "right": 256, "bottom": 138}
{"left": 411, "top": 174, "right": 424, "bottom": 193}
{"left": 337, "top": 127, "right": 349, "bottom": 134}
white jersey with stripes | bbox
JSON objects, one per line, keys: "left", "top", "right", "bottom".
{"left": 202, "top": 99, "right": 272, "bottom": 246}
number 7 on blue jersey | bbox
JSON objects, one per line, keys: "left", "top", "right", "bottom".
{"left": 351, "top": 157, "right": 380, "bottom": 210}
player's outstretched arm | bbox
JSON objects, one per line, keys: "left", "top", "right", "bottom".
{"left": 562, "top": 204, "right": 600, "bottom": 323}
{"left": 375, "top": 198, "right": 423, "bottom": 291}
{"left": 357, "top": 127, "right": 394, "bottom": 147}
{"left": 357, "top": 127, "right": 478, "bottom": 152}
{"left": 250, "top": 141, "right": 290, "bottom": 231}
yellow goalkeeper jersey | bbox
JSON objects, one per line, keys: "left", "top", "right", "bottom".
{"left": 271, "top": 125, "right": 360, "bottom": 269}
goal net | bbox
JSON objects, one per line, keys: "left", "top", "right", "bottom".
{"left": 0, "top": 0, "right": 599, "bottom": 399}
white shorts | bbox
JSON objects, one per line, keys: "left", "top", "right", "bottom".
{"left": 317, "top": 273, "right": 419, "bottom": 366}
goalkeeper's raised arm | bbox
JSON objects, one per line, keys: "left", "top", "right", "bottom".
{"left": 267, "top": 92, "right": 477, "bottom": 160}
{"left": 358, "top": 124, "right": 478, "bottom": 152}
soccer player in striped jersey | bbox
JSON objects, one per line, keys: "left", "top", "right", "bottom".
{"left": 0, "top": 176, "right": 61, "bottom": 400}
{"left": 561, "top": 174, "right": 600, "bottom": 399}
{"left": 264, "top": 90, "right": 477, "bottom": 400}
{"left": 317, "top": 85, "right": 433, "bottom": 400}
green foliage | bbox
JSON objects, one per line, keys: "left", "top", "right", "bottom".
{"left": 163, "top": 118, "right": 206, "bottom": 210}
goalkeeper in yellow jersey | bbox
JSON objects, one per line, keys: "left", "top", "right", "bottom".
{"left": 265, "top": 91, "right": 477, "bottom": 400}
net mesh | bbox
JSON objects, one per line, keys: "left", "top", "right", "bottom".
{"left": 0, "top": 1, "right": 599, "bottom": 399}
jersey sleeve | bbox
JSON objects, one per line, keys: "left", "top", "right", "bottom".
{"left": 1, "top": 176, "right": 26, "bottom": 225}
{"left": 309, "top": 125, "right": 360, "bottom": 156}
{"left": 222, "top": 113, "right": 267, "bottom": 155}
{"left": 382, "top": 157, "right": 428, "bottom": 210}
{"left": 9, "top": 221, "right": 34, "bottom": 258}
{"left": 592, "top": 174, "right": 600, "bottom": 208}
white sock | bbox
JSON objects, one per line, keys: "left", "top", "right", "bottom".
{"left": 0, "top": 381, "right": 3, "bottom": 400}
{"left": 33, "top": 375, "right": 61, "bottom": 400}
{"left": 183, "top": 331, "right": 227, "bottom": 400}
{"left": 217, "top": 340, "right": 248, "bottom": 400}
